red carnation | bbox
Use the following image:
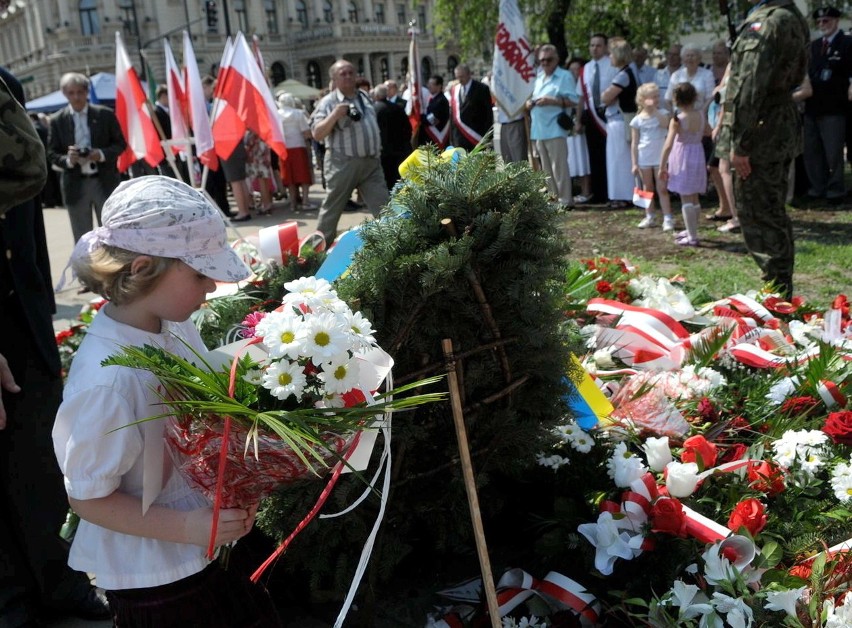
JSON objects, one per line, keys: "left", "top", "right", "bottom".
{"left": 650, "top": 497, "right": 688, "bottom": 538}
{"left": 728, "top": 498, "right": 767, "bottom": 536}
{"left": 596, "top": 280, "right": 613, "bottom": 294}
{"left": 681, "top": 435, "right": 718, "bottom": 469}
{"left": 696, "top": 397, "right": 718, "bottom": 423}
{"left": 823, "top": 411, "right": 852, "bottom": 446}
{"left": 780, "top": 395, "right": 820, "bottom": 418}
{"left": 747, "top": 460, "right": 785, "bottom": 496}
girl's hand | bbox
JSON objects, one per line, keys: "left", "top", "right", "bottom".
{"left": 184, "top": 506, "right": 255, "bottom": 547}
{"left": 659, "top": 167, "right": 669, "bottom": 182}
{"left": 632, "top": 164, "right": 640, "bottom": 177}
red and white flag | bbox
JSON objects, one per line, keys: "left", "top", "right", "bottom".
{"left": 163, "top": 37, "right": 189, "bottom": 157}
{"left": 632, "top": 187, "right": 654, "bottom": 209}
{"left": 491, "top": 0, "right": 535, "bottom": 118}
{"left": 405, "top": 24, "right": 421, "bottom": 143}
{"left": 211, "top": 32, "right": 286, "bottom": 161}
{"left": 115, "top": 31, "right": 165, "bottom": 172}
{"left": 182, "top": 30, "right": 218, "bottom": 169}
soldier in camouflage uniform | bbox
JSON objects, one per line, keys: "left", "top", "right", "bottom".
{"left": 719, "top": 0, "right": 809, "bottom": 299}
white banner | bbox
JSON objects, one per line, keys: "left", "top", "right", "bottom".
{"left": 491, "top": 0, "right": 535, "bottom": 119}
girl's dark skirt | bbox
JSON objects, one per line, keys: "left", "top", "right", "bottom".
{"left": 105, "top": 562, "right": 282, "bottom": 627}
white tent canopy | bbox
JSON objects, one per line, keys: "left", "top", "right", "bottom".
{"left": 26, "top": 72, "right": 116, "bottom": 113}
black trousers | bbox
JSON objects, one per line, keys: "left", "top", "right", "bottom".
{"left": 0, "top": 300, "right": 90, "bottom": 621}
{"left": 582, "top": 110, "right": 608, "bottom": 202}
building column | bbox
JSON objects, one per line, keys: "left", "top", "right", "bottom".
{"left": 362, "top": 0, "right": 373, "bottom": 22}
{"left": 387, "top": 50, "right": 395, "bottom": 81}
{"left": 312, "top": 0, "right": 324, "bottom": 24}
{"left": 57, "top": 0, "right": 71, "bottom": 28}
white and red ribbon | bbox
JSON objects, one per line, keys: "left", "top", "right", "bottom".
{"left": 449, "top": 83, "right": 483, "bottom": 147}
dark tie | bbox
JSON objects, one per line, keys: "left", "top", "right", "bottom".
{"left": 592, "top": 61, "right": 601, "bottom": 109}
{"left": 822, "top": 38, "right": 830, "bottom": 56}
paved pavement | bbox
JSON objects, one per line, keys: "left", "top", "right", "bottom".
{"left": 43, "top": 180, "right": 369, "bottom": 628}
{"left": 49, "top": 180, "right": 370, "bottom": 330}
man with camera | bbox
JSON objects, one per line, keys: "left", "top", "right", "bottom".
{"left": 311, "top": 60, "right": 389, "bottom": 245}
{"left": 47, "top": 72, "right": 125, "bottom": 244}
{"left": 526, "top": 44, "right": 578, "bottom": 209}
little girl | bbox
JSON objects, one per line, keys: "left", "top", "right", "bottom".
{"left": 630, "top": 82, "right": 674, "bottom": 231}
{"left": 52, "top": 177, "right": 282, "bottom": 626}
{"left": 659, "top": 82, "right": 708, "bottom": 246}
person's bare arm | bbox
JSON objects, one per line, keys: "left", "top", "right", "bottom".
{"left": 312, "top": 104, "right": 349, "bottom": 142}
{"left": 69, "top": 492, "right": 256, "bottom": 548}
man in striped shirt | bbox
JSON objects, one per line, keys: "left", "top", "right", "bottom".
{"left": 311, "top": 60, "right": 390, "bottom": 244}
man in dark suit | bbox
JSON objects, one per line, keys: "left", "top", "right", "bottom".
{"left": 449, "top": 63, "right": 493, "bottom": 151}
{"left": 418, "top": 75, "right": 450, "bottom": 148}
{"left": 384, "top": 79, "right": 407, "bottom": 109}
{"left": 48, "top": 72, "right": 126, "bottom": 243}
{"left": 373, "top": 84, "right": 412, "bottom": 189}
{"left": 804, "top": 6, "right": 852, "bottom": 203}
{"left": 1, "top": 66, "right": 110, "bottom": 627}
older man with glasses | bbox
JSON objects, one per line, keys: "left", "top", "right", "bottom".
{"left": 527, "top": 45, "right": 578, "bottom": 209}
{"left": 805, "top": 6, "right": 852, "bottom": 204}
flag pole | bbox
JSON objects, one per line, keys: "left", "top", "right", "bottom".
{"left": 140, "top": 49, "right": 184, "bottom": 181}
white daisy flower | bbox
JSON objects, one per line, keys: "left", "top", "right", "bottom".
{"left": 262, "top": 360, "right": 307, "bottom": 401}
{"left": 536, "top": 453, "right": 570, "bottom": 470}
{"left": 242, "top": 368, "right": 263, "bottom": 385}
{"left": 607, "top": 442, "right": 648, "bottom": 488}
{"left": 318, "top": 354, "right": 362, "bottom": 395}
{"left": 300, "top": 312, "right": 350, "bottom": 363}
{"left": 283, "top": 276, "right": 337, "bottom": 310}
{"left": 568, "top": 429, "right": 594, "bottom": 454}
{"left": 830, "top": 461, "right": 852, "bottom": 502}
{"left": 255, "top": 310, "right": 305, "bottom": 359}
{"left": 343, "top": 310, "right": 376, "bottom": 347}
{"left": 316, "top": 393, "right": 346, "bottom": 409}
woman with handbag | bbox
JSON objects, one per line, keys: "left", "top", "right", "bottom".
{"left": 526, "top": 44, "right": 579, "bottom": 209}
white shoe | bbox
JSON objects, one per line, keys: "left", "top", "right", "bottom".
{"left": 662, "top": 216, "right": 675, "bottom": 232}
{"left": 637, "top": 216, "right": 656, "bottom": 229}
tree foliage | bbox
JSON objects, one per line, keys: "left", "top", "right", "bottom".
{"left": 432, "top": 0, "right": 730, "bottom": 65}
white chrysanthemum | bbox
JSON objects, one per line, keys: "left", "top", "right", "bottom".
{"left": 766, "top": 377, "right": 798, "bottom": 406}
{"left": 282, "top": 276, "right": 337, "bottom": 310}
{"left": 300, "top": 312, "right": 350, "bottom": 363}
{"left": 315, "top": 393, "right": 346, "bottom": 409}
{"left": 242, "top": 368, "right": 263, "bottom": 385}
{"left": 343, "top": 310, "right": 376, "bottom": 348}
{"left": 568, "top": 429, "right": 594, "bottom": 454}
{"left": 536, "top": 453, "right": 570, "bottom": 470}
{"left": 262, "top": 360, "right": 307, "bottom": 401}
{"left": 606, "top": 442, "right": 648, "bottom": 488}
{"left": 772, "top": 429, "right": 829, "bottom": 476}
{"left": 256, "top": 310, "right": 306, "bottom": 359}
{"left": 555, "top": 421, "right": 581, "bottom": 442}
{"left": 318, "top": 354, "right": 361, "bottom": 395}
{"left": 831, "top": 461, "right": 852, "bottom": 502}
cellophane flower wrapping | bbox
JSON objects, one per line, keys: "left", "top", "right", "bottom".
{"left": 165, "top": 414, "right": 355, "bottom": 509}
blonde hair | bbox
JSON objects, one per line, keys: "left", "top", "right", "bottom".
{"left": 636, "top": 82, "right": 659, "bottom": 111}
{"left": 609, "top": 38, "right": 633, "bottom": 68}
{"left": 73, "top": 245, "right": 177, "bottom": 306}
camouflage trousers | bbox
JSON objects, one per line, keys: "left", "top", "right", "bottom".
{"left": 733, "top": 158, "right": 794, "bottom": 298}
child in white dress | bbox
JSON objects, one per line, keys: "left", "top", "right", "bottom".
{"left": 630, "top": 83, "right": 674, "bottom": 230}
{"left": 52, "top": 177, "right": 281, "bottom": 626}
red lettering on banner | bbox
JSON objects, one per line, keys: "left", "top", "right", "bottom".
{"left": 495, "top": 22, "right": 536, "bottom": 81}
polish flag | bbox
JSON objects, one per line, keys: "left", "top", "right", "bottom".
{"left": 115, "top": 31, "right": 165, "bottom": 172}
{"left": 405, "top": 24, "right": 421, "bottom": 145}
{"left": 182, "top": 30, "right": 218, "bottom": 169}
{"left": 163, "top": 37, "right": 189, "bottom": 156}
{"left": 211, "top": 32, "right": 286, "bottom": 161}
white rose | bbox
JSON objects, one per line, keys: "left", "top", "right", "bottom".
{"left": 665, "top": 461, "right": 701, "bottom": 498}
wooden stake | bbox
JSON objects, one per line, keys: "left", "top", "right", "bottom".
{"left": 442, "top": 338, "right": 501, "bottom": 628}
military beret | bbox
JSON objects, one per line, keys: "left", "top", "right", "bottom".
{"left": 813, "top": 6, "right": 841, "bottom": 19}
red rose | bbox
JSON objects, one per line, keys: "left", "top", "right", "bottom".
{"left": 650, "top": 497, "right": 688, "bottom": 537}
{"left": 596, "top": 280, "right": 613, "bottom": 294}
{"left": 728, "top": 498, "right": 767, "bottom": 536}
{"left": 616, "top": 290, "right": 631, "bottom": 303}
{"left": 780, "top": 395, "right": 820, "bottom": 418}
{"left": 824, "top": 411, "right": 852, "bottom": 446}
{"left": 747, "top": 460, "right": 785, "bottom": 496}
{"left": 720, "top": 443, "right": 748, "bottom": 464}
{"left": 681, "top": 435, "right": 718, "bottom": 469}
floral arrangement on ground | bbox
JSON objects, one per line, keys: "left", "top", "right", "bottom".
{"left": 429, "top": 259, "right": 851, "bottom": 628}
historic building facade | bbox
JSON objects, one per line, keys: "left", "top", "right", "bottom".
{"left": 0, "top": 0, "right": 461, "bottom": 100}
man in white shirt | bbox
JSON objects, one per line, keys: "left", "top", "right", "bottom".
{"left": 634, "top": 47, "right": 657, "bottom": 85}
{"left": 655, "top": 44, "right": 682, "bottom": 94}
{"left": 579, "top": 33, "right": 616, "bottom": 203}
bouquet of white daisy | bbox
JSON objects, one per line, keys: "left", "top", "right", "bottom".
{"left": 105, "top": 277, "right": 444, "bottom": 511}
